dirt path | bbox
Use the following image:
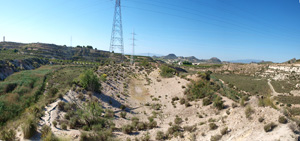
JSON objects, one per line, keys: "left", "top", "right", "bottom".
{"left": 268, "top": 79, "right": 279, "bottom": 97}
{"left": 36, "top": 90, "right": 81, "bottom": 140}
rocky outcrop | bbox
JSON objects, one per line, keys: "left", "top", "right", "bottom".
{"left": 0, "top": 58, "right": 49, "bottom": 80}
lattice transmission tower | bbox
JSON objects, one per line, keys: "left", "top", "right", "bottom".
{"left": 109, "top": 0, "right": 124, "bottom": 55}
{"left": 130, "top": 31, "right": 136, "bottom": 65}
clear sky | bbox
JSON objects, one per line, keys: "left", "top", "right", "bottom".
{"left": 0, "top": 0, "right": 299, "bottom": 62}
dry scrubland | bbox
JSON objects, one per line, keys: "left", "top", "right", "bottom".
{"left": 0, "top": 60, "right": 300, "bottom": 141}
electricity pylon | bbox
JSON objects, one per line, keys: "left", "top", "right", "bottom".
{"left": 109, "top": 0, "right": 124, "bottom": 56}
{"left": 130, "top": 31, "right": 136, "bottom": 65}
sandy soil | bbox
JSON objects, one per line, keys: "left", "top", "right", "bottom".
{"left": 16, "top": 66, "right": 299, "bottom": 141}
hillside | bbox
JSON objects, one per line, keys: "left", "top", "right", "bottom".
{"left": 0, "top": 42, "right": 122, "bottom": 62}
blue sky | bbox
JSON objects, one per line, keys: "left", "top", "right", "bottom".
{"left": 0, "top": 0, "right": 299, "bottom": 62}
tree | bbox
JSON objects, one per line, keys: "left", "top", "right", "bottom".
{"left": 182, "top": 61, "right": 192, "bottom": 65}
{"left": 79, "top": 70, "right": 101, "bottom": 92}
{"left": 87, "top": 46, "right": 93, "bottom": 49}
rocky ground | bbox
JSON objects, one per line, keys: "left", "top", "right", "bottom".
{"left": 14, "top": 64, "right": 300, "bottom": 141}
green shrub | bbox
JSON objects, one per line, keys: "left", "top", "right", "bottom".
{"left": 0, "top": 129, "right": 16, "bottom": 141}
{"left": 104, "top": 109, "right": 114, "bottom": 118}
{"left": 183, "top": 125, "right": 197, "bottom": 132}
{"left": 58, "top": 93, "right": 63, "bottom": 99}
{"left": 210, "top": 134, "right": 222, "bottom": 141}
{"left": 220, "top": 127, "right": 228, "bottom": 135}
{"left": 148, "top": 121, "right": 157, "bottom": 129}
{"left": 160, "top": 65, "right": 175, "bottom": 78}
{"left": 208, "top": 118, "right": 216, "bottom": 122}
{"left": 179, "top": 98, "right": 185, "bottom": 105}
{"left": 120, "top": 105, "right": 126, "bottom": 110}
{"left": 22, "top": 118, "right": 37, "bottom": 139}
{"left": 213, "top": 96, "right": 224, "bottom": 110}
{"left": 79, "top": 70, "right": 101, "bottom": 92}
{"left": 264, "top": 122, "right": 277, "bottom": 132}
{"left": 174, "top": 117, "right": 183, "bottom": 124}
{"left": 278, "top": 116, "right": 288, "bottom": 124}
{"left": 57, "top": 101, "right": 65, "bottom": 111}
{"left": 4, "top": 83, "right": 17, "bottom": 93}
{"left": 203, "top": 97, "right": 211, "bottom": 106}
{"left": 49, "top": 87, "right": 58, "bottom": 97}
{"left": 258, "top": 117, "right": 264, "bottom": 123}
{"left": 120, "top": 111, "right": 127, "bottom": 118}
{"left": 209, "top": 123, "right": 218, "bottom": 130}
{"left": 61, "top": 123, "right": 67, "bottom": 130}
{"left": 167, "top": 124, "right": 181, "bottom": 135}
{"left": 41, "top": 125, "right": 51, "bottom": 139}
{"left": 172, "top": 96, "right": 179, "bottom": 101}
{"left": 185, "top": 101, "right": 192, "bottom": 107}
{"left": 141, "top": 132, "right": 150, "bottom": 141}
{"left": 137, "top": 122, "right": 147, "bottom": 130}
{"left": 52, "top": 121, "right": 57, "bottom": 127}
{"left": 122, "top": 124, "right": 134, "bottom": 134}
{"left": 43, "top": 131, "right": 59, "bottom": 141}
{"left": 245, "top": 106, "right": 254, "bottom": 119}
{"left": 156, "top": 131, "right": 165, "bottom": 140}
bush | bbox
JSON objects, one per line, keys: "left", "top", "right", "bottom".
{"left": 213, "top": 96, "right": 224, "bottom": 110}
{"left": 258, "top": 117, "right": 264, "bottom": 123}
{"left": 120, "top": 111, "right": 127, "bottom": 118}
{"left": 174, "top": 117, "right": 183, "bottom": 125}
{"left": 104, "top": 109, "right": 114, "bottom": 118}
{"left": 264, "top": 122, "right": 277, "bottom": 132}
{"left": 179, "top": 98, "right": 185, "bottom": 105}
{"left": 120, "top": 105, "right": 126, "bottom": 110}
{"left": 43, "top": 131, "right": 59, "bottom": 141}
{"left": 172, "top": 96, "right": 179, "bottom": 101}
{"left": 245, "top": 106, "right": 254, "bottom": 119}
{"left": 183, "top": 125, "right": 197, "bottom": 132}
{"left": 122, "top": 125, "right": 134, "bottom": 134}
{"left": 220, "top": 127, "right": 228, "bottom": 135}
{"left": 185, "top": 101, "right": 192, "bottom": 107}
{"left": 52, "top": 121, "right": 57, "bottom": 127}
{"left": 22, "top": 118, "right": 37, "bottom": 139}
{"left": 232, "top": 103, "right": 238, "bottom": 108}
{"left": 278, "top": 116, "right": 288, "bottom": 124}
{"left": 61, "top": 123, "right": 67, "bottom": 130}
{"left": 141, "top": 132, "right": 150, "bottom": 141}
{"left": 4, "top": 83, "right": 17, "bottom": 93}
{"left": 49, "top": 87, "right": 58, "bottom": 96}
{"left": 57, "top": 101, "right": 65, "bottom": 111}
{"left": 79, "top": 70, "right": 101, "bottom": 92}
{"left": 148, "top": 121, "right": 157, "bottom": 129}
{"left": 137, "top": 122, "right": 147, "bottom": 130}
{"left": 41, "top": 125, "right": 51, "bottom": 139}
{"left": 156, "top": 131, "right": 165, "bottom": 140}
{"left": 0, "top": 129, "right": 16, "bottom": 141}
{"left": 167, "top": 125, "right": 181, "bottom": 135}
{"left": 210, "top": 134, "right": 222, "bottom": 141}
{"left": 209, "top": 123, "right": 218, "bottom": 130}
{"left": 203, "top": 97, "right": 211, "bottom": 106}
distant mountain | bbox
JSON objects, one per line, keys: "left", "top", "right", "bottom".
{"left": 138, "top": 53, "right": 164, "bottom": 57}
{"left": 156, "top": 54, "right": 222, "bottom": 64}
{"left": 227, "top": 59, "right": 263, "bottom": 64}
{"left": 163, "top": 54, "right": 177, "bottom": 59}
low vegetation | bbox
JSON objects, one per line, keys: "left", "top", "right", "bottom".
{"left": 214, "top": 74, "right": 270, "bottom": 95}
{"left": 160, "top": 65, "right": 175, "bottom": 78}
{"left": 271, "top": 80, "right": 297, "bottom": 93}
{"left": 275, "top": 96, "right": 300, "bottom": 105}
{"left": 264, "top": 122, "right": 277, "bottom": 132}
